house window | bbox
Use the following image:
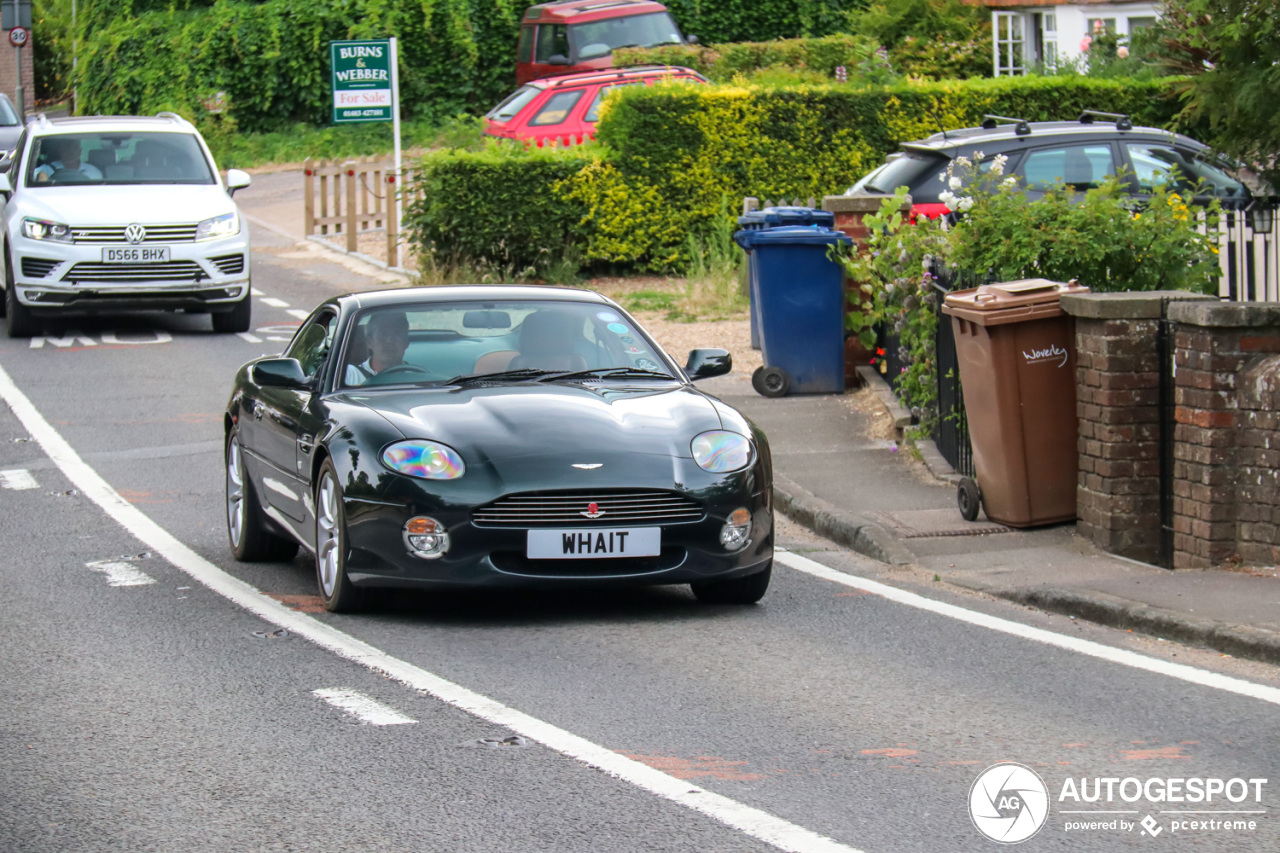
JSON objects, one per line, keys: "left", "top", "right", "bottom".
{"left": 1042, "top": 13, "right": 1059, "bottom": 69}
{"left": 1128, "top": 16, "right": 1158, "bottom": 32}
{"left": 994, "top": 11, "right": 1025, "bottom": 76}
{"left": 1088, "top": 17, "right": 1117, "bottom": 36}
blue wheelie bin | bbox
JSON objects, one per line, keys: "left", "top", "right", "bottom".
{"left": 737, "top": 207, "right": 835, "bottom": 350}
{"left": 733, "top": 224, "right": 852, "bottom": 396}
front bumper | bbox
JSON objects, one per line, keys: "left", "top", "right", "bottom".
{"left": 340, "top": 487, "right": 774, "bottom": 590}
{"left": 11, "top": 232, "right": 250, "bottom": 313}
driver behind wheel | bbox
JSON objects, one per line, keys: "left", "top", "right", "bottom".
{"left": 33, "top": 137, "right": 104, "bottom": 182}
{"left": 346, "top": 311, "right": 413, "bottom": 384}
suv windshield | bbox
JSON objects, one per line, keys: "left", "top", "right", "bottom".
{"left": 570, "top": 12, "right": 683, "bottom": 59}
{"left": 27, "top": 132, "right": 215, "bottom": 186}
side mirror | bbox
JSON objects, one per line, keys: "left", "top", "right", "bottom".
{"left": 686, "top": 35, "right": 699, "bottom": 46}
{"left": 253, "top": 357, "right": 309, "bottom": 389}
{"left": 547, "top": 54, "right": 570, "bottom": 66}
{"left": 226, "top": 168, "right": 251, "bottom": 197}
{"left": 685, "top": 348, "right": 731, "bottom": 380}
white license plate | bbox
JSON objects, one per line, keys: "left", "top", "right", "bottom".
{"left": 102, "top": 246, "right": 170, "bottom": 263}
{"left": 527, "top": 528, "right": 660, "bottom": 559}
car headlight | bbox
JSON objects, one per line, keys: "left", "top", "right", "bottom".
{"left": 22, "top": 217, "right": 74, "bottom": 243}
{"left": 381, "top": 440, "right": 466, "bottom": 480}
{"left": 196, "top": 212, "right": 239, "bottom": 241}
{"left": 691, "top": 430, "right": 752, "bottom": 473}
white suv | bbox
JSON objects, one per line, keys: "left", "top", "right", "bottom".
{"left": 0, "top": 112, "right": 253, "bottom": 337}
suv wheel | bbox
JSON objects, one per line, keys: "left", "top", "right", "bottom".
{"left": 212, "top": 293, "right": 252, "bottom": 334}
{"left": 4, "top": 247, "right": 38, "bottom": 338}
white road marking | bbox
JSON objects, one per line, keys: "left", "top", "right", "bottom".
{"left": 0, "top": 468, "right": 37, "bottom": 490}
{"left": 0, "top": 361, "right": 860, "bottom": 853}
{"left": 85, "top": 559, "right": 155, "bottom": 587}
{"left": 236, "top": 332, "right": 263, "bottom": 343}
{"left": 774, "top": 549, "right": 1280, "bottom": 706}
{"left": 250, "top": 288, "right": 265, "bottom": 296}
{"left": 285, "top": 309, "right": 310, "bottom": 320}
{"left": 30, "top": 332, "right": 96, "bottom": 349}
{"left": 313, "top": 688, "right": 416, "bottom": 725}
{"left": 259, "top": 296, "right": 289, "bottom": 308}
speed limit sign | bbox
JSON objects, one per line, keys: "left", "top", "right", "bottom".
{"left": 8, "top": 27, "right": 28, "bottom": 48}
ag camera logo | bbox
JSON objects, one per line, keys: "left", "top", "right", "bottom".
{"left": 969, "top": 763, "right": 1050, "bottom": 843}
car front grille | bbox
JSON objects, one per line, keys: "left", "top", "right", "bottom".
{"left": 210, "top": 254, "right": 244, "bottom": 275}
{"left": 71, "top": 224, "right": 200, "bottom": 244}
{"left": 21, "top": 257, "right": 59, "bottom": 278}
{"left": 63, "top": 261, "right": 206, "bottom": 282}
{"left": 473, "top": 490, "right": 704, "bottom": 527}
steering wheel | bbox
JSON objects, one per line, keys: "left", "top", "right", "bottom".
{"left": 378, "top": 364, "right": 433, "bottom": 378}
{"left": 51, "top": 168, "right": 93, "bottom": 182}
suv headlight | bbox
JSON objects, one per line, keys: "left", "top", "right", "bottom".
{"left": 22, "top": 217, "right": 74, "bottom": 243}
{"left": 196, "top": 212, "right": 239, "bottom": 241}
{"left": 691, "top": 430, "right": 753, "bottom": 473}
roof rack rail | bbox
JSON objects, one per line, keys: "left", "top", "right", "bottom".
{"left": 981, "top": 114, "right": 1032, "bottom": 136}
{"left": 155, "top": 111, "right": 192, "bottom": 127}
{"left": 1078, "top": 110, "right": 1132, "bottom": 131}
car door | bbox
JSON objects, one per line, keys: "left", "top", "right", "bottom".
{"left": 1017, "top": 142, "right": 1118, "bottom": 201}
{"left": 1121, "top": 141, "right": 1251, "bottom": 209}
{"left": 524, "top": 86, "right": 590, "bottom": 145}
{"left": 253, "top": 308, "right": 337, "bottom": 522}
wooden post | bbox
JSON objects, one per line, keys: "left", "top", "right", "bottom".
{"left": 345, "top": 161, "right": 357, "bottom": 253}
{"left": 386, "top": 172, "right": 399, "bottom": 268}
{"left": 319, "top": 161, "right": 330, "bottom": 235}
{"left": 303, "top": 162, "right": 315, "bottom": 237}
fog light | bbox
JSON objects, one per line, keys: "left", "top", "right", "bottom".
{"left": 25, "top": 291, "right": 41, "bottom": 302}
{"left": 403, "top": 516, "right": 450, "bottom": 560}
{"left": 719, "top": 507, "right": 751, "bottom": 551}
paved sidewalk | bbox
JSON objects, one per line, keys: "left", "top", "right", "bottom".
{"left": 236, "top": 173, "right": 1280, "bottom": 666}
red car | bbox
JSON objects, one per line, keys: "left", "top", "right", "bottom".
{"left": 484, "top": 65, "right": 707, "bottom": 147}
{"left": 516, "top": 0, "right": 691, "bottom": 86}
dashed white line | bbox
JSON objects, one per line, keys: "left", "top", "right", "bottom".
{"left": 236, "top": 332, "right": 263, "bottom": 344}
{"left": 0, "top": 360, "right": 861, "bottom": 853}
{"left": 313, "top": 688, "right": 416, "bottom": 725}
{"left": 85, "top": 559, "right": 155, "bottom": 587}
{"left": 285, "top": 309, "right": 310, "bottom": 320}
{"left": 259, "top": 297, "right": 289, "bottom": 308}
{"left": 0, "top": 468, "right": 37, "bottom": 490}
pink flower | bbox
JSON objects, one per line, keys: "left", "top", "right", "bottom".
{"left": 1080, "top": 35, "right": 1092, "bottom": 52}
{"left": 1117, "top": 45, "right": 1130, "bottom": 59}
{"left": 1093, "top": 20, "right": 1104, "bottom": 33}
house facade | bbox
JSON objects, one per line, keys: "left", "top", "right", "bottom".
{"left": 980, "top": 1, "right": 1162, "bottom": 76}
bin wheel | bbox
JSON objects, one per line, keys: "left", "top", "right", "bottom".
{"left": 957, "top": 477, "right": 982, "bottom": 522}
{"left": 753, "top": 366, "right": 791, "bottom": 398}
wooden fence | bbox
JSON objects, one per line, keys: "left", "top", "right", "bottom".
{"left": 303, "top": 156, "right": 422, "bottom": 269}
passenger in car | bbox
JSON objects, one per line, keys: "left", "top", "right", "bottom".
{"left": 346, "top": 311, "right": 413, "bottom": 384}
{"left": 510, "top": 310, "right": 589, "bottom": 371}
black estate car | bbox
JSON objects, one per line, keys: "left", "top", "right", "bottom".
{"left": 224, "top": 285, "right": 774, "bottom": 612}
{"left": 848, "top": 112, "right": 1253, "bottom": 218}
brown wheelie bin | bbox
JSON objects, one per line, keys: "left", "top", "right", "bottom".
{"left": 941, "top": 279, "right": 1090, "bottom": 527}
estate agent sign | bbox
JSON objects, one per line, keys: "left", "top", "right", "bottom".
{"left": 330, "top": 39, "right": 394, "bottom": 123}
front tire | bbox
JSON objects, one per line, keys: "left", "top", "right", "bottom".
{"left": 5, "top": 249, "right": 38, "bottom": 338}
{"left": 212, "top": 294, "right": 252, "bottom": 333}
{"left": 315, "top": 459, "right": 365, "bottom": 613}
{"left": 692, "top": 562, "right": 772, "bottom": 605}
{"left": 226, "top": 428, "right": 299, "bottom": 562}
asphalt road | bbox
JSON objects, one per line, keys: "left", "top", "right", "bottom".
{"left": 1, "top": 221, "right": 1277, "bottom": 852}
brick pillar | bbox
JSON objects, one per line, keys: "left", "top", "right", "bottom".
{"left": 1168, "top": 302, "right": 1280, "bottom": 568}
{"left": 1061, "top": 292, "right": 1212, "bottom": 564}
{"left": 1237, "top": 355, "right": 1280, "bottom": 566}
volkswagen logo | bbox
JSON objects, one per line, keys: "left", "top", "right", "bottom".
{"left": 580, "top": 502, "right": 606, "bottom": 519}
{"left": 124, "top": 224, "right": 147, "bottom": 244}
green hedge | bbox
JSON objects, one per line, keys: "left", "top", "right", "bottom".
{"left": 662, "top": 0, "right": 852, "bottom": 44}
{"left": 571, "top": 75, "right": 1196, "bottom": 269}
{"left": 77, "top": 0, "right": 522, "bottom": 132}
{"left": 616, "top": 34, "right": 890, "bottom": 83}
{"left": 404, "top": 145, "right": 594, "bottom": 277}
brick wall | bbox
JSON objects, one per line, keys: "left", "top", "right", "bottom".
{"left": 1169, "top": 302, "right": 1280, "bottom": 568}
{"left": 0, "top": 42, "right": 36, "bottom": 116}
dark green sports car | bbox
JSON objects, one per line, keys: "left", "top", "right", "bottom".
{"left": 224, "top": 285, "right": 773, "bottom": 612}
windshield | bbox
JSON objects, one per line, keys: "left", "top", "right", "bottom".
{"left": 849, "top": 150, "right": 947, "bottom": 195}
{"left": 486, "top": 85, "right": 543, "bottom": 121}
{"left": 570, "top": 12, "right": 684, "bottom": 59}
{"left": 340, "top": 300, "right": 676, "bottom": 389}
{"left": 27, "top": 132, "right": 216, "bottom": 187}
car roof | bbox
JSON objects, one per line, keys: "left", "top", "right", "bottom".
{"left": 339, "top": 284, "right": 614, "bottom": 311}
{"left": 24, "top": 112, "right": 199, "bottom": 137}
{"left": 528, "top": 65, "right": 704, "bottom": 90}
{"left": 523, "top": 0, "right": 668, "bottom": 24}
{"left": 902, "top": 115, "right": 1199, "bottom": 155}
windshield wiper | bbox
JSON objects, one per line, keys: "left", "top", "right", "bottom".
{"left": 536, "top": 367, "right": 675, "bottom": 382}
{"left": 444, "top": 368, "right": 557, "bottom": 385}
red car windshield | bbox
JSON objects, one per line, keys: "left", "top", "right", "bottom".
{"left": 570, "top": 12, "right": 683, "bottom": 59}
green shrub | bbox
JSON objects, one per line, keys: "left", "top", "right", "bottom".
{"left": 569, "top": 75, "right": 1191, "bottom": 269}
{"left": 403, "top": 143, "right": 594, "bottom": 279}
{"left": 616, "top": 34, "right": 892, "bottom": 84}
{"left": 662, "top": 0, "right": 851, "bottom": 44}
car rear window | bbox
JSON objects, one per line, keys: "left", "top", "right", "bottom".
{"left": 851, "top": 150, "right": 947, "bottom": 195}
{"left": 584, "top": 82, "right": 640, "bottom": 123}
{"left": 530, "top": 90, "right": 585, "bottom": 127}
